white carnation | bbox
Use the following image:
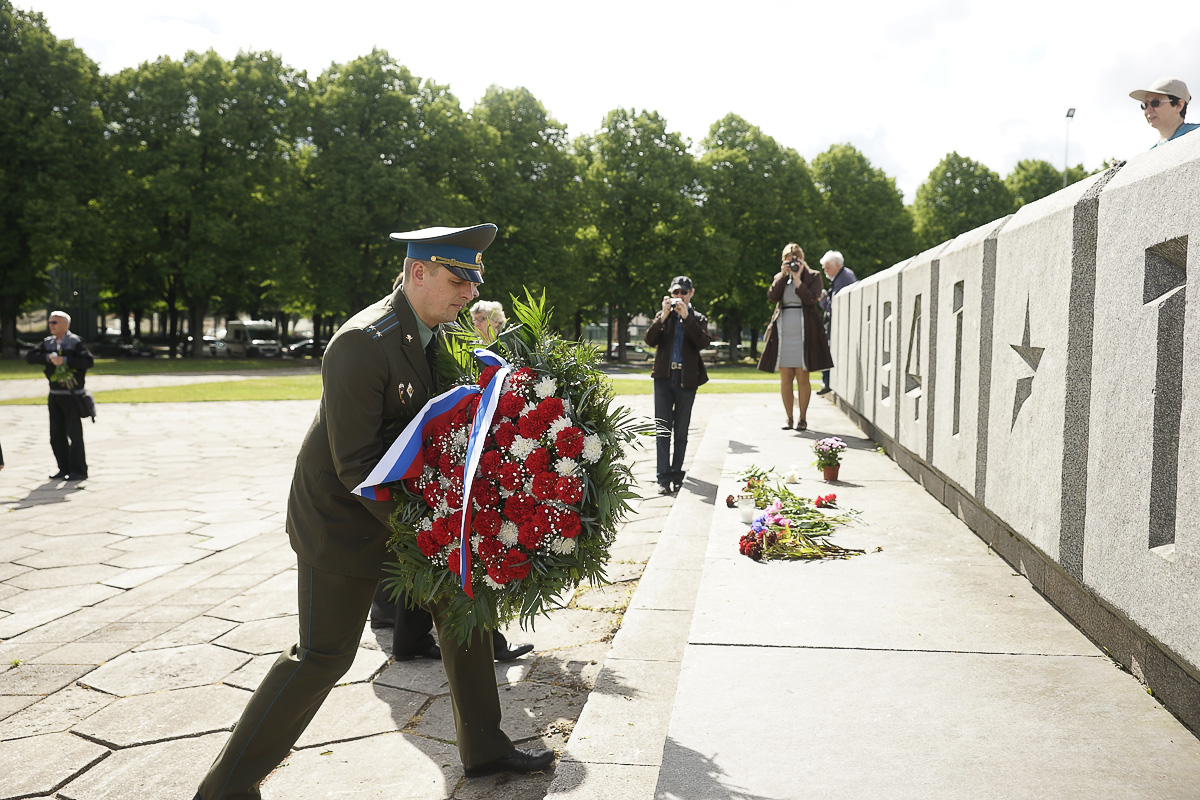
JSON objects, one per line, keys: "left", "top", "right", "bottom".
{"left": 534, "top": 375, "right": 557, "bottom": 399}
{"left": 549, "top": 536, "right": 577, "bottom": 555}
{"left": 548, "top": 416, "right": 572, "bottom": 437}
{"left": 523, "top": 402, "right": 538, "bottom": 416}
{"left": 581, "top": 434, "right": 603, "bottom": 463}
{"left": 471, "top": 533, "right": 482, "bottom": 549}
{"left": 483, "top": 575, "right": 504, "bottom": 590}
{"left": 510, "top": 436, "right": 536, "bottom": 460}
{"left": 555, "top": 457, "right": 580, "bottom": 476}
{"left": 418, "top": 517, "right": 433, "bottom": 531}
{"left": 499, "top": 521, "right": 519, "bottom": 546}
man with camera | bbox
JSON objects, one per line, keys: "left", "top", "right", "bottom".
{"left": 25, "top": 310, "right": 94, "bottom": 481}
{"left": 644, "top": 275, "right": 713, "bottom": 495}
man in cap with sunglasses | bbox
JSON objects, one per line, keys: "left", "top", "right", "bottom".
{"left": 194, "top": 224, "right": 553, "bottom": 800}
{"left": 1131, "top": 78, "right": 1199, "bottom": 148}
{"left": 644, "top": 274, "right": 713, "bottom": 495}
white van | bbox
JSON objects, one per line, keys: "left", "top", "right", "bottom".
{"left": 223, "top": 320, "right": 282, "bottom": 358}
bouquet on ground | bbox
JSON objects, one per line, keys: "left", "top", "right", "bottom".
{"left": 734, "top": 466, "right": 862, "bottom": 561}
{"left": 359, "top": 291, "right": 646, "bottom": 644}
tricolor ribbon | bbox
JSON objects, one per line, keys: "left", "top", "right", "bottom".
{"left": 354, "top": 349, "right": 512, "bottom": 598}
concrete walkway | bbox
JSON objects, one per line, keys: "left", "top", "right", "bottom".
{"left": 2, "top": 386, "right": 1200, "bottom": 799}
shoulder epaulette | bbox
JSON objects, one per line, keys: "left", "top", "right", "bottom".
{"left": 365, "top": 310, "right": 401, "bottom": 339}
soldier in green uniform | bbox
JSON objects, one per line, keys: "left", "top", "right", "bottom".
{"left": 195, "top": 224, "right": 554, "bottom": 800}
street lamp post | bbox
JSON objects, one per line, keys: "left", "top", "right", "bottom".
{"left": 1063, "top": 108, "right": 1076, "bottom": 189}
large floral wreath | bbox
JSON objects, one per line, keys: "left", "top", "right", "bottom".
{"left": 362, "top": 292, "right": 645, "bottom": 644}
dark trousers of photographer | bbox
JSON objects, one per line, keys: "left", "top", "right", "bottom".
{"left": 48, "top": 392, "right": 87, "bottom": 476}
{"left": 653, "top": 370, "right": 695, "bottom": 487}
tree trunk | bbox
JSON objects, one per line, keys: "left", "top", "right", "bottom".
{"left": 187, "top": 304, "right": 208, "bottom": 357}
{"left": 750, "top": 326, "right": 759, "bottom": 359}
{"left": 605, "top": 308, "right": 614, "bottom": 361}
{"left": 0, "top": 315, "right": 17, "bottom": 359}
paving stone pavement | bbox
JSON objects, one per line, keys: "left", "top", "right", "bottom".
{"left": 0, "top": 392, "right": 736, "bottom": 799}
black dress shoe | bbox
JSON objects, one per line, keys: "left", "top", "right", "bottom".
{"left": 657, "top": 483, "right": 673, "bottom": 495}
{"left": 393, "top": 642, "right": 441, "bottom": 661}
{"left": 494, "top": 641, "right": 534, "bottom": 662}
{"left": 671, "top": 480, "right": 683, "bottom": 494}
{"left": 49, "top": 471, "right": 67, "bottom": 480}
{"left": 66, "top": 472, "right": 87, "bottom": 481}
{"left": 464, "top": 747, "right": 555, "bottom": 777}
{"left": 816, "top": 386, "right": 832, "bottom": 395}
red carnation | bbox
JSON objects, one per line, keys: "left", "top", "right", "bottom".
{"left": 422, "top": 483, "right": 443, "bottom": 509}
{"left": 479, "top": 450, "right": 503, "bottom": 478}
{"left": 447, "top": 510, "right": 463, "bottom": 538}
{"left": 498, "top": 391, "right": 525, "bottom": 419}
{"left": 558, "top": 509, "right": 582, "bottom": 539}
{"left": 525, "top": 447, "right": 550, "bottom": 476}
{"left": 517, "top": 521, "right": 543, "bottom": 550}
{"left": 448, "top": 548, "right": 462, "bottom": 575}
{"left": 416, "top": 530, "right": 440, "bottom": 557}
{"left": 531, "top": 471, "right": 558, "bottom": 500}
{"left": 494, "top": 420, "right": 518, "bottom": 449}
{"left": 497, "top": 462, "right": 524, "bottom": 492}
{"left": 487, "top": 563, "right": 509, "bottom": 585}
{"left": 519, "top": 412, "right": 551, "bottom": 440}
{"left": 504, "top": 493, "right": 536, "bottom": 524}
{"left": 475, "top": 508, "right": 502, "bottom": 537}
{"left": 513, "top": 367, "right": 536, "bottom": 386}
{"left": 555, "top": 475, "right": 583, "bottom": 505}
{"left": 431, "top": 516, "right": 453, "bottom": 547}
{"left": 479, "top": 364, "right": 500, "bottom": 388}
{"left": 472, "top": 480, "right": 500, "bottom": 510}
{"left": 537, "top": 396, "right": 564, "bottom": 420}
{"left": 438, "top": 452, "right": 456, "bottom": 476}
{"left": 477, "top": 535, "right": 504, "bottom": 564}
{"left": 503, "top": 548, "right": 531, "bottom": 580}
{"left": 445, "top": 490, "right": 462, "bottom": 511}
{"left": 555, "top": 426, "right": 585, "bottom": 459}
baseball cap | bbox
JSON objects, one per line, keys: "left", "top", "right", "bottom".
{"left": 669, "top": 275, "right": 693, "bottom": 293}
{"left": 1130, "top": 78, "right": 1191, "bottom": 104}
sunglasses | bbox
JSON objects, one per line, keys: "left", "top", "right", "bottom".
{"left": 1141, "top": 98, "right": 1178, "bottom": 110}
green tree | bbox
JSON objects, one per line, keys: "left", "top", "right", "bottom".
{"left": 698, "top": 114, "right": 822, "bottom": 357}
{"left": 467, "top": 86, "right": 585, "bottom": 334}
{"left": 812, "top": 143, "right": 915, "bottom": 278}
{"left": 102, "top": 51, "right": 307, "bottom": 355}
{"left": 912, "top": 152, "right": 1015, "bottom": 249}
{"left": 1005, "top": 158, "right": 1096, "bottom": 209}
{"left": 0, "top": 1, "right": 105, "bottom": 356}
{"left": 576, "top": 109, "right": 703, "bottom": 359}
{"left": 299, "top": 50, "right": 474, "bottom": 330}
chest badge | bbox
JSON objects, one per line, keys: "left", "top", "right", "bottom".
{"left": 405, "top": 334, "right": 413, "bottom": 343}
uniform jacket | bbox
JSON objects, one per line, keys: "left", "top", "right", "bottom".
{"left": 287, "top": 285, "right": 437, "bottom": 579}
{"left": 25, "top": 332, "right": 94, "bottom": 392}
{"left": 757, "top": 268, "right": 834, "bottom": 373}
{"left": 644, "top": 305, "right": 713, "bottom": 390}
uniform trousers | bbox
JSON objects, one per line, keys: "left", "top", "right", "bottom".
{"left": 196, "top": 558, "right": 511, "bottom": 800}
{"left": 48, "top": 393, "right": 86, "bottom": 475}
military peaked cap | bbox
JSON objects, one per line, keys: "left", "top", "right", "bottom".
{"left": 389, "top": 223, "right": 498, "bottom": 283}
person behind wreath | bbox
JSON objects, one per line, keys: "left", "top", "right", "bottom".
{"left": 194, "top": 224, "right": 554, "bottom": 800}
{"left": 644, "top": 274, "right": 713, "bottom": 495}
{"left": 25, "top": 310, "right": 94, "bottom": 481}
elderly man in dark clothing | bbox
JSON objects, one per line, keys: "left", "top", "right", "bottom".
{"left": 25, "top": 311, "right": 94, "bottom": 481}
{"left": 817, "top": 251, "right": 858, "bottom": 395}
{"left": 644, "top": 275, "right": 713, "bottom": 495}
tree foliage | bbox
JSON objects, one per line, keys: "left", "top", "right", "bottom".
{"left": 698, "top": 114, "right": 821, "bottom": 351}
{"left": 912, "top": 152, "right": 1014, "bottom": 249}
{"left": 0, "top": 1, "right": 105, "bottom": 356}
{"left": 811, "top": 143, "right": 915, "bottom": 278}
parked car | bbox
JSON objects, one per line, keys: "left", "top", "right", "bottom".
{"left": 701, "top": 341, "right": 734, "bottom": 363}
{"left": 223, "top": 320, "right": 282, "bottom": 358}
{"left": 90, "top": 333, "right": 155, "bottom": 358}
{"left": 608, "top": 344, "right": 654, "bottom": 362}
{"left": 287, "top": 338, "right": 327, "bottom": 358}
{"left": 176, "top": 336, "right": 227, "bottom": 357}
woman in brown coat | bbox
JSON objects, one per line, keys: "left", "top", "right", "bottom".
{"left": 756, "top": 243, "right": 833, "bottom": 431}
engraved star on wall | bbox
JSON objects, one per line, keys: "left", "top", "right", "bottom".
{"left": 1010, "top": 299, "right": 1044, "bottom": 430}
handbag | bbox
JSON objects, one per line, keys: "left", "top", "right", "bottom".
{"left": 75, "top": 389, "right": 97, "bottom": 422}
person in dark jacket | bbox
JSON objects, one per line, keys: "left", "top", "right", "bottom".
{"left": 756, "top": 244, "right": 833, "bottom": 431}
{"left": 817, "top": 250, "right": 857, "bottom": 395}
{"left": 25, "top": 311, "right": 94, "bottom": 481}
{"left": 644, "top": 275, "right": 713, "bottom": 494}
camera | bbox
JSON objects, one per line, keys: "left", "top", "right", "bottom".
{"left": 670, "top": 298, "right": 682, "bottom": 308}
{"left": 786, "top": 259, "right": 800, "bottom": 272}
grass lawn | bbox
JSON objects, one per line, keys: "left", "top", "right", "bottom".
{"left": 0, "top": 357, "right": 319, "bottom": 379}
{"left": 0, "top": 359, "right": 817, "bottom": 404}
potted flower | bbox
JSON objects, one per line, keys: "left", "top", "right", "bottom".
{"left": 812, "top": 436, "right": 847, "bottom": 482}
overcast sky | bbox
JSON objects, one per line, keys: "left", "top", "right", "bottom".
{"left": 21, "top": 0, "right": 1200, "bottom": 201}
